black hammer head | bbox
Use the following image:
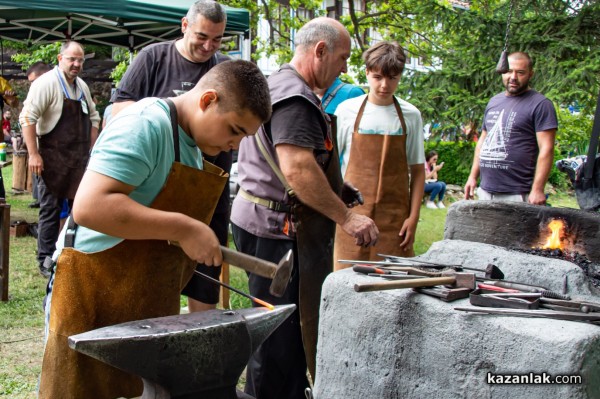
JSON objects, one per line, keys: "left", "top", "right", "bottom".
{"left": 69, "top": 305, "right": 295, "bottom": 398}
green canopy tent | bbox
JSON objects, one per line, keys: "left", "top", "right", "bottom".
{"left": 0, "top": 0, "right": 249, "bottom": 50}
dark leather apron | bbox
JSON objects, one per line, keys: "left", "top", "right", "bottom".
{"left": 39, "top": 91, "right": 91, "bottom": 200}
{"left": 39, "top": 101, "right": 228, "bottom": 399}
{"left": 334, "top": 97, "right": 412, "bottom": 269}
{"left": 296, "top": 113, "right": 343, "bottom": 380}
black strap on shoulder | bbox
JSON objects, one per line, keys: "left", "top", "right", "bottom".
{"left": 321, "top": 81, "right": 347, "bottom": 110}
{"left": 64, "top": 215, "right": 77, "bottom": 248}
{"left": 163, "top": 98, "right": 180, "bottom": 163}
{"left": 584, "top": 90, "right": 600, "bottom": 181}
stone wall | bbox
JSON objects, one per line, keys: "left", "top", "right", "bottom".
{"left": 313, "top": 239, "right": 600, "bottom": 399}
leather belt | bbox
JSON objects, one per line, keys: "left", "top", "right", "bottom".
{"left": 238, "top": 188, "right": 291, "bottom": 213}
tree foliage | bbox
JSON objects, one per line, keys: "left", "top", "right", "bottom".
{"left": 247, "top": 0, "right": 599, "bottom": 131}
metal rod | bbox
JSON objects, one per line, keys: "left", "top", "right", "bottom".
{"left": 194, "top": 270, "right": 274, "bottom": 310}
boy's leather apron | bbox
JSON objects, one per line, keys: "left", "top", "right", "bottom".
{"left": 334, "top": 97, "right": 412, "bottom": 269}
{"left": 39, "top": 95, "right": 91, "bottom": 200}
{"left": 38, "top": 104, "right": 227, "bottom": 399}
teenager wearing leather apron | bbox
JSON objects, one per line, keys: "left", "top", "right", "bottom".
{"left": 333, "top": 41, "right": 426, "bottom": 268}
{"left": 38, "top": 60, "right": 271, "bottom": 399}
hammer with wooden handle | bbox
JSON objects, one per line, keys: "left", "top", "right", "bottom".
{"left": 354, "top": 271, "right": 475, "bottom": 293}
{"left": 169, "top": 241, "right": 293, "bottom": 298}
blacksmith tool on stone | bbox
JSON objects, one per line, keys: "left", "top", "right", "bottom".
{"left": 349, "top": 263, "right": 440, "bottom": 277}
{"left": 354, "top": 271, "right": 476, "bottom": 293}
{"left": 69, "top": 304, "right": 296, "bottom": 399}
{"left": 539, "top": 297, "right": 600, "bottom": 313}
{"left": 470, "top": 289, "right": 540, "bottom": 310}
{"left": 454, "top": 306, "right": 600, "bottom": 325}
{"left": 343, "top": 258, "right": 505, "bottom": 279}
{"left": 480, "top": 280, "right": 571, "bottom": 300}
{"left": 413, "top": 287, "right": 472, "bottom": 302}
{"left": 170, "top": 241, "right": 293, "bottom": 297}
{"left": 352, "top": 265, "right": 427, "bottom": 280}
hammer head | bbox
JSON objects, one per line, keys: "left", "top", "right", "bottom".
{"left": 485, "top": 264, "right": 505, "bottom": 280}
{"left": 269, "top": 249, "right": 294, "bottom": 297}
{"left": 441, "top": 270, "right": 476, "bottom": 289}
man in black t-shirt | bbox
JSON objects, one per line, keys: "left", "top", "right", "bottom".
{"left": 111, "top": 0, "right": 232, "bottom": 312}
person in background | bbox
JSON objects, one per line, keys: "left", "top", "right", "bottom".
{"left": 315, "top": 76, "right": 364, "bottom": 114}
{"left": 231, "top": 17, "right": 378, "bottom": 399}
{"left": 334, "top": 40, "right": 425, "bottom": 266}
{"left": 0, "top": 75, "right": 18, "bottom": 113}
{"left": 25, "top": 62, "right": 53, "bottom": 209}
{"left": 110, "top": 0, "right": 232, "bottom": 313}
{"left": 19, "top": 42, "right": 100, "bottom": 278}
{"left": 39, "top": 59, "right": 271, "bottom": 399}
{"left": 2, "top": 109, "right": 12, "bottom": 144}
{"left": 464, "top": 52, "right": 557, "bottom": 204}
{"left": 0, "top": 76, "right": 18, "bottom": 199}
{"left": 424, "top": 150, "right": 446, "bottom": 209}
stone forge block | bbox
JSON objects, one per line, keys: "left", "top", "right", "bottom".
{"left": 313, "top": 240, "right": 600, "bottom": 399}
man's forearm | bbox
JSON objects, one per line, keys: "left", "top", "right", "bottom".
{"left": 277, "top": 145, "right": 350, "bottom": 226}
{"left": 22, "top": 125, "right": 39, "bottom": 156}
{"left": 531, "top": 130, "right": 556, "bottom": 194}
{"left": 531, "top": 148, "right": 554, "bottom": 194}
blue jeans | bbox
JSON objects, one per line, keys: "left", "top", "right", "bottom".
{"left": 424, "top": 181, "right": 446, "bottom": 202}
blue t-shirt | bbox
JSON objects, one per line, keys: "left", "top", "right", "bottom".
{"left": 321, "top": 77, "right": 365, "bottom": 114}
{"left": 480, "top": 89, "right": 557, "bottom": 194}
{"left": 53, "top": 98, "right": 203, "bottom": 256}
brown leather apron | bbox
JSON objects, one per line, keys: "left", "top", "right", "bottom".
{"left": 334, "top": 97, "right": 412, "bottom": 270}
{"left": 39, "top": 103, "right": 228, "bottom": 399}
{"left": 296, "top": 113, "right": 343, "bottom": 380}
{"left": 39, "top": 94, "right": 91, "bottom": 200}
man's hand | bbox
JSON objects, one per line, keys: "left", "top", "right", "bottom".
{"left": 464, "top": 176, "right": 477, "bottom": 200}
{"left": 340, "top": 182, "right": 364, "bottom": 208}
{"left": 340, "top": 213, "right": 379, "bottom": 247}
{"left": 528, "top": 189, "right": 547, "bottom": 205}
{"left": 28, "top": 153, "right": 44, "bottom": 175}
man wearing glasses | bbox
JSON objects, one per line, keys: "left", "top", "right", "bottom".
{"left": 110, "top": 0, "right": 234, "bottom": 314}
{"left": 20, "top": 41, "right": 100, "bottom": 278}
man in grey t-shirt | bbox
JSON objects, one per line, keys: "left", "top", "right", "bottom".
{"left": 464, "top": 51, "right": 558, "bottom": 205}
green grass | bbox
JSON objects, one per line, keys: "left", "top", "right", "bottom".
{"left": 0, "top": 156, "right": 578, "bottom": 397}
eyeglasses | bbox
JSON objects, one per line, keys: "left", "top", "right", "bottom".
{"left": 62, "top": 56, "right": 85, "bottom": 64}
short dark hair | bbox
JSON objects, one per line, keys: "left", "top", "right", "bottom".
{"left": 363, "top": 41, "right": 406, "bottom": 78}
{"left": 199, "top": 60, "right": 271, "bottom": 122}
{"left": 509, "top": 52, "right": 533, "bottom": 70}
{"left": 26, "top": 61, "right": 52, "bottom": 77}
{"left": 187, "top": 0, "right": 227, "bottom": 24}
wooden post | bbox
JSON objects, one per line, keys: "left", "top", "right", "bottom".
{"left": 0, "top": 202, "right": 10, "bottom": 301}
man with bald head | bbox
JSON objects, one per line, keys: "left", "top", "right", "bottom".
{"left": 231, "top": 17, "right": 379, "bottom": 398}
{"left": 20, "top": 41, "right": 100, "bottom": 278}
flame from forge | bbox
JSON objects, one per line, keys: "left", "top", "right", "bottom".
{"left": 542, "top": 219, "right": 565, "bottom": 250}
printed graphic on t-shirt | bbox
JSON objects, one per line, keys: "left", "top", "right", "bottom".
{"left": 358, "top": 126, "right": 404, "bottom": 135}
{"left": 480, "top": 109, "right": 513, "bottom": 171}
{"left": 173, "top": 81, "right": 195, "bottom": 97}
